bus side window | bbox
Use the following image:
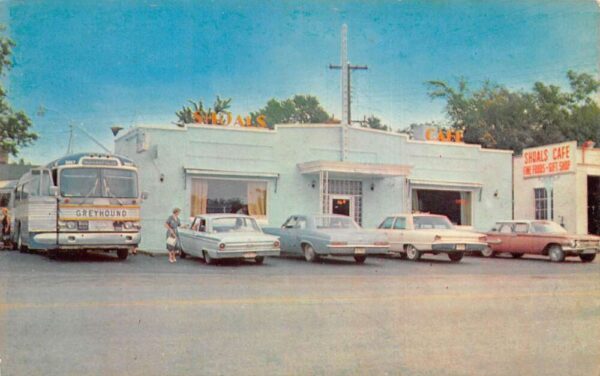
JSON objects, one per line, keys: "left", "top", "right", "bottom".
{"left": 21, "top": 183, "right": 29, "bottom": 200}
{"left": 41, "top": 171, "right": 52, "bottom": 196}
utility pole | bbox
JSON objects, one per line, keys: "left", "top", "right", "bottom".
{"left": 329, "top": 24, "right": 368, "bottom": 126}
{"left": 329, "top": 24, "right": 367, "bottom": 161}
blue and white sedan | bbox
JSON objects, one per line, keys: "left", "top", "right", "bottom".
{"left": 178, "top": 214, "right": 280, "bottom": 265}
{"left": 264, "top": 214, "right": 389, "bottom": 263}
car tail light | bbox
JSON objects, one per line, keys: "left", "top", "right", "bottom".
{"left": 434, "top": 235, "right": 442, "bottom": 241}
{"left": 273, "top": 240, "right": 280, "bottom": 248}
{"left": 374, "top": 241, "right": 388, "bottom": 246}
{"left": 219, "top": 243, "right": 226, "bottom": 250}
{"left": 478, "top": 236, "right": 487, "bottom": 242}
{"left": 330, "top": 241, "right": 347, "bottom": 246}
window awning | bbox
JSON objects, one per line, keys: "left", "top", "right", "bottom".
{"left": 297, "top": 160, "right": 411, "bottom": 178}
{"left": 408, "top": 178, "right": 483, "bottom": 191}
{"left": 184, "top": 167, "right": 279, "bottom": 179}
{"left": 183, "top": 167, "right": 280, "bottom": 191}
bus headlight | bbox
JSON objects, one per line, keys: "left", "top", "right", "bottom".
{"left": 66, "top": 221, "right": 77, "bottom": 230}
{"left": 123, "top": 222, "right": 133, "bottom": 229}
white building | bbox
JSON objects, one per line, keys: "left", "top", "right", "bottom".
{"left": 513, "top": 141, "right": 600, "bottom": 235}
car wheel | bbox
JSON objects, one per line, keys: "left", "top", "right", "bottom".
{"left": 117, "top": 249, "right": 128, "bottom": 260}
{"left": 448, "top": 252, "right": 464, "bottom": 262}
{"left": 579, "top": 253, "right": 596, "bottom": 263}
{"left": 255, "top": 256, "right": 265, "bottom": 264}
{"left": 510, "top": 253, "right": 524, "bottom": 259}
{"left": 303, "top": 244, "right": 318, "bottom": 263}
{"left": 398, "top": 252, "right": 408, "bottom": 260}
{"left": 548, "top": 246, "right": 565, "bottom": 262}
{"left": 203, "top": 250, "right": 215, "bottom": 265}
{"left": 180, "top": 250, "right": 187, "bottom": 259}
{"left": 405, "top": 245, "right": 421, "bottom": 261}
{"left": 354, "top": 255, "right": 366, "bottom": 264}
{"left": 481, "top": 246, "right": 495, "bottom": 258}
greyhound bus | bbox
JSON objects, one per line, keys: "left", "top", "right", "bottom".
{"left": 12, "top": 153, "right": 144, "bottom": 259}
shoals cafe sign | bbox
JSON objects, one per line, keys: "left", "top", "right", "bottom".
{"left": 192, "top": 112, "right": 268, "bottom": 129}
{"left": 522, "top": 141, "right": 577, "bottom": 178}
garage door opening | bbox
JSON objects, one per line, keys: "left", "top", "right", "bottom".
{"left": 588, "top": 176, "right": 600, "bottom": 235}
{"left": 412, "top": 189, "right": 472, "bottom": 225}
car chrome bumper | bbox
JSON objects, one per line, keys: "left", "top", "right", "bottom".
{"left": 562, "top": 246, "right": 599, "bottom": 255}
{"left": 33, "top": 231, "right": 141, "bottom": 250}
{"left": 324, "top": 245, "right": 389, "bottom": 256}
{"left": 210, "top": 249, "right": 280, "bottom": 259}
{"left": 431, "top": 243, "right": 487, "bottom": 252}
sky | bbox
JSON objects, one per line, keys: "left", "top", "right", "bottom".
{"left": 1, "top": 0, "right": 598, "bottom": 164}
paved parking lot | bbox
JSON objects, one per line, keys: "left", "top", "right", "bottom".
{"left": 0, "top": 250, "right": 599, "bottom": 376}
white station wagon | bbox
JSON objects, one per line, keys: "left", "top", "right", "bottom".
{"left": 377, "top": 213, "right": 487, "bottom": 262}
{"left": 178, "top": 214, "right": 280, "bottom": 265}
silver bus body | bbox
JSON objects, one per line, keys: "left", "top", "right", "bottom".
{"left": 12, "top": 153, "right": 143, "bottom": 259}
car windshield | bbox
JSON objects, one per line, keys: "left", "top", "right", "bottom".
{"left": 314, "top": 216, "right": 359, "bottom": 229}
{"left": 531, "top": 221, "right": 568, "bottom": 234}
{"left": 60, "top": 168, "right": 138, "bottom": 198}
{"left": 413, "top": 216, "right": 453, "bottom": 230}
{"left": 212, "top": 217, "right": 260, "bottom": 233}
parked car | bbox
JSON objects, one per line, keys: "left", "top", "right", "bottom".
{"left": 263, "top": 214, "right": 389, "bottom": 263}
{"left": 377, "top": 213, "right": 487, "bottom": 262}
{"left": 484, "top": 220, "right": 600, "bottom": 263}
{"left": 178, "top": 214, "right": 280, "bottom": 265}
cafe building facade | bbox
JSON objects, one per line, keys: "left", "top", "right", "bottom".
{"left": 513, "top": 141, "right": 600, "bottom": 235}
{"left": 115, "top": 123, "right": 513, "bottom": 252}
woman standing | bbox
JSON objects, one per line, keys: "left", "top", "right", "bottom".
{"left": 164, "top": 208, "right": 181, "bottom": 263}
{"left": 1, "top": 208, "right": 11, "bottom": 250}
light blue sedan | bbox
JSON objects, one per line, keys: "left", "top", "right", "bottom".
{"left": 264, "top": 214, "right": 389, "bottom": 263}
{"left": 178, "top": 214, "right": 280, "bottom": 265}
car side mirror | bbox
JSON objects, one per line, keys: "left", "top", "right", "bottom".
{"left": 141, "top": 191, "right": 149, "bottom": 200}
{"left": 49, "top": 186, "right": 59, "bottom": 197}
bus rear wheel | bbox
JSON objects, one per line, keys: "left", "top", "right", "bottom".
{"left": 17, "top": 229, "right": 28, "bottom": 253}
{"left": 117, "top": 249, "right": 129, "bottom": 260}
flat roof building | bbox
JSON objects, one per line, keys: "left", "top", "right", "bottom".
{"left": 514, "top": 141, "right": 600, "bottom": 235}
{"left": 115, "top": 123, "right": 513, "bottom": 252}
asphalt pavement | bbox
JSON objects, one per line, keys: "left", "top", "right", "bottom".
{"left": 0, "top": 250, "right": 599, "bottom": 376}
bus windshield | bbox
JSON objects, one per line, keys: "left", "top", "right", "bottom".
{"left": 60, "top": 168, "right": 138, "bottom": 198}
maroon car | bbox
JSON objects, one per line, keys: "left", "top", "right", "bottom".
{"left": 484, "top": 220, "right": 599, "bottom": 263}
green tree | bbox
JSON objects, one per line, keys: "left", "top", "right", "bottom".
{"left": 0, "top": 28, "right": 36, "bottom": 156}
{"left": 426, "top": 71, "right": 600, "bottom": 153}
{"left": 251, "top": 95, "right": 331, "bottom": 127}
{"left": 361, "top": 115, "right": 390, "bottom": 131}
{"left": 175, "top": 95, "right": 232, "bottom": 126}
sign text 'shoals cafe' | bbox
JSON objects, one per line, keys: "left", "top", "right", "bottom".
{"left": 192, "top": 111, "right": 268, "bottom": 128}
{"left": 59, "top": 206, "right": 140, "bottom": 221}
{"left": 522, "top": 141, "right": 576, "bottom": 178}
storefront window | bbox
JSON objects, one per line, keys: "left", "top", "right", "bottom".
{"left": 191, "top": 178, "right": 267, "bottom": 218}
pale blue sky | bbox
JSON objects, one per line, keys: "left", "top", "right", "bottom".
{"left": 1, "top": 0, "right": 598, "bottom": 164}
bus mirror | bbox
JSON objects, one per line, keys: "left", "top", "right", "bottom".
{"left": 49, "top": 186, "right": 59, "bottom": 197}
{"left": 141, "top": 191, "right": 149, "bottom": 200}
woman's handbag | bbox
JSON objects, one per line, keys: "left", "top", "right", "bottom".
{"left": 166, "top": 236, "right": 177, "bottom": 247}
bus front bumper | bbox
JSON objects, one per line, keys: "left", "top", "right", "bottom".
{"left": 33, "top": 232, "right": 141, "bottom": 250}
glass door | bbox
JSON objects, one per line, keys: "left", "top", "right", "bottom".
{"left": 330, "top": 195, "right": 354, "bottom": 218}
